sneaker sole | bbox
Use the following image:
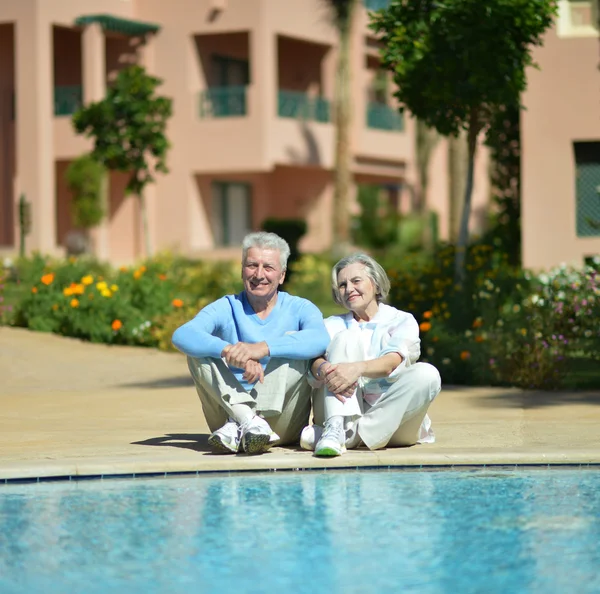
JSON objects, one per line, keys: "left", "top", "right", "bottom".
{"left": 314, "top": 446, "right": 344, "bottom": 457}
{"left": 208, "top": 434, "right": 238, "bottom": 454}
{"left": 243, "top": 433, "right": 271, "bottom": 455}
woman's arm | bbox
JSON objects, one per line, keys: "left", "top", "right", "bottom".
{"left": 322, "top": 352, "right": 403, "bottom": 397}
{"left": 354, "top": 352, "right": 404, "bottom": 379}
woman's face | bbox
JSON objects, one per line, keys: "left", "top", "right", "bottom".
{"left": 337, "top": 263, "right": 378, "bottom": 314}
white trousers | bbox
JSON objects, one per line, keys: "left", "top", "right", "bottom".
{"left": 187, "top": 356, "right": 313, "bottom": 445}
{"left": 312, "top": 330, "right": 442, "bottom": 450}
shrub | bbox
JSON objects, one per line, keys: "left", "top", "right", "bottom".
{"left": 12, "top": 257, "right": 184, "bottom": 346}
{"left": 65, "top": 154, "right": 105, "bottom": 229}
{"left": 285, "top": 254, "right": 344, "bottom": 317}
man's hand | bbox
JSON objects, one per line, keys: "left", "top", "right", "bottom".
{"left": 243, "top": 360, "right": 265, "bottom": 384}
{"left": 325, "top": 362, "right": 362, "bottom": 402}
{"left": 221, "top": 341, "right": 269, "bottom": 368}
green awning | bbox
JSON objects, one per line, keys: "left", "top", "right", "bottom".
{"left": 74, "top": 14, "right": 161, "bottom": 36}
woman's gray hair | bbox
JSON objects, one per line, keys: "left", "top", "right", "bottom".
{"left": 242, "top": 232, "right": 291, "bottom": 271}
{"left": 331, "top": 253, "right": 391, "bottom": 307}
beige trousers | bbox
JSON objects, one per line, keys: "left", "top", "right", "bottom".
{"left": 187, "top": 356, "right": 313, "bottom": 445}
{"left": 312, "top": 330, "right": 442, "bottom": 450}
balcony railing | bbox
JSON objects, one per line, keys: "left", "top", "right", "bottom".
{"left": 278, "top": 90, "right": 331, "bottom": 123}
{"left": 366, "top": 102, "right": 403, "bottom": 131}
{"left": 54, "top": 85, "right": 83, "bottom": 116}
{"left": 199, "top": 86, "right": 247, "bottom": 118}
{"left": 364, "top": 0, "right": 390, "bottom": 11}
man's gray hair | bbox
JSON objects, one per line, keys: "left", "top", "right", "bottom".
{"left": 331, "top": 253, "right": 391, "bottom": 307}
{"left": 242, "top": 232, "right": 291, "bottom": 270}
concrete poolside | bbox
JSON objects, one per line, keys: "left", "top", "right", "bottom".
{"left": 1, "top": 326, "right": 599, "bottom": 481}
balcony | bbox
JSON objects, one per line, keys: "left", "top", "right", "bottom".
{"left": 54, "top": 85, "right": 83, "bottom": 117}
{"left": 364, "top": 0, "right": 390, "bottom": 10}
{"left": 366, "top": 102, "right": 403, "bottom": 131}
{"left": 278, "top": 91, "right": 331, "bottom": 123}
{"left": 199, "top": 86, "right": 247, "bottom": 118}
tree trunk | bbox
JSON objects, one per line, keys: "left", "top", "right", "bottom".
{"left": 138, "top": 191, "right": 152, "bottom": 258}
{"left": 415, "top": 118, "right": 439, "bottom": 214}
{"left": 454, "top": 109, "right": 480, "bottom": 286}
{"left": 448, "top": 128, "right": 468, "bottom": 242}
{"left": 332, "top": 0, "right": 354, "bottom": 255}
{"left": 415, "top": 119, "right": 439, "bottom": 250}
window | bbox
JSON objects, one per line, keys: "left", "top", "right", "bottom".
{"left": 574, "top": 142, "right": 600, "bottom": 237}
{"left": 211, "top": 182, "right": 252, "bottom": 246}
{"left": 212, "top": 55, "right": 249, "bottom": 87}
{"left": 558, "top": 0, "right": 598, "bottom": 37}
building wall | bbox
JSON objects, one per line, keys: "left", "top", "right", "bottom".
{"left": 0, "top": 0, "right": 492, "bottom": 262}
{"left": 521, "top": 23, "right": 600, "bottom": 270}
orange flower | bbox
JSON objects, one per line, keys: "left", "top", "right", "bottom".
{"left": 70, "top": 298, "right": 79, "bottom": 308}
{"left": 139, "top": 265, "right": 147, "bottom": 273}
{"left": 41, "top": 273, "right": 54, "bottom": 286}
{"left": 31, "top": 287, "right": 38, "bottom": 294}
{"left": 460, "top": 351, "right": 471, "bottom": 360}
{"left": 432, "top": 336, "right": 439, "bottom": 343}
{"left": 172, "top": 298, "right": 184, "bottom": 308}
{"left": 52, "top": 304, "right": 58, "bottom": 311}
{"left": 419, "top": 322, "right": 432, "bottom": 332}
{"left": 111, "top": 319, "right": 123, "bottom": 331}
{"left": 475, "top": 335, "right": 485, "bottom": 343}
{"left": 133, "top": 270, "right": 143, "bottom": 280}
{"left": 158, "top": 274, "right": 167, "bottom": 281}
{"left": 423, "top": 311, "right": 433, "bottom": 320}
{"left": 472, "top": 318, "right": 483, "bottom": 329}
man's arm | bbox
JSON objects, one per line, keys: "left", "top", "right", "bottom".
{"left": 171, "top": 300, "right": 231, "bottom": 358}
{"left": 266, "top": 299, "right": 330, "bottom": 360}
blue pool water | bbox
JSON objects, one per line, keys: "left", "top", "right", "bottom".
{"left": 0, "top": 469, "right": 599, "bottom": 594}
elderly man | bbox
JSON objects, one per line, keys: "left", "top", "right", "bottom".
{"left": 172, "top": 231, "right": 330, "bottom": 455}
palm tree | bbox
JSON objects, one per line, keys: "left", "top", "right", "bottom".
{"left": 325, "top": 0, "right": 356, "bottom": 254}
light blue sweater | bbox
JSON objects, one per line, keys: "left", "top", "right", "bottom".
{"left": 172, "top": 291, "right": 330, "bottom": 390}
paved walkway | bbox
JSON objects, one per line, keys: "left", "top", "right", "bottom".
{"left": 1, "top": 326, "right": 599, "bottom": 480}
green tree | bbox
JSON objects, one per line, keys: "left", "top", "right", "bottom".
{"left": 72, "top": 65, "right": 172, "bottom": 257}
{"left": 325, "top": 0, "right": 357, "bottom": 254}
{"left": 370, "top": 0, "right": 556, "bottom": 283}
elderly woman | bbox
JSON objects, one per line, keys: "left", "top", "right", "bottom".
{"left": 300, "top": 254, "right": 441, "bottom": 457}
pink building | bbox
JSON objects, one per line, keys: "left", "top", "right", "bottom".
{"left": 0, "top": 0, "right": 490, "bottom": 264}
{"left": 521, "top": 0, "right": 600, "bottom": 270}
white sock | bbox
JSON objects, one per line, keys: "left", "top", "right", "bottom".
{"left": 230, "top": 404, "right": 255, "bottom": 425}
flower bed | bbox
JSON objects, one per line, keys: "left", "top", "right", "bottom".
{"left": 2, "top": 249, "right": 598, "bottom": 389}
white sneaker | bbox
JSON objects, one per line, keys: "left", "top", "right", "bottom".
{"left": 314, "top": 418, "right": 346, "bottom": 457}
{"left": 240, "top": 415, "right": 278, "bottom": 455}
{"left": 208, "top": 419, "right": 240, "bottom": 454}
{"left": 300, "top": 425, "right": 323, "bottom": 451}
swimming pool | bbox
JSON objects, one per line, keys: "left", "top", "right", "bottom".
{"left": 0, "top": 468, "right": 598, "bottom": 593}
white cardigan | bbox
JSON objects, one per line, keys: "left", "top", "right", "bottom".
{"left": 322, "top": 303, "right": 421, "bottom": 395}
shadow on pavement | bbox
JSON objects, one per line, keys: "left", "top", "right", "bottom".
{"left": 118, "top": 376, "right": 194, "bottom": 389}
{"left": 475, "top": 390, "right": 600, "bottom": 409}
{"left": 132, "top": 433, "right": 210, "bottom": 452}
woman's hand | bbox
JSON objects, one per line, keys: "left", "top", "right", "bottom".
{"left": 324, "top": 362, "right": 363, "bottom": 402}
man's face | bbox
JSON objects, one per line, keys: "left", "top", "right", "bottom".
{"left": 242, "top": 247, "right": 285, "bottom": 301}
